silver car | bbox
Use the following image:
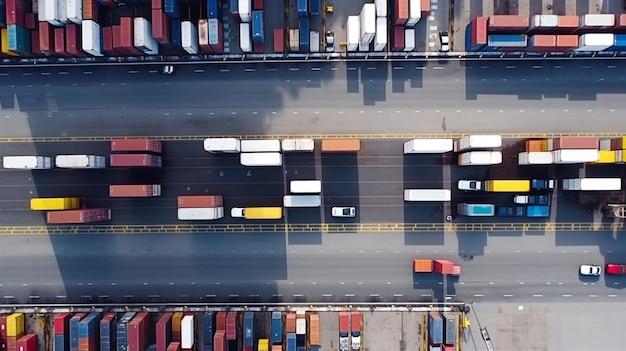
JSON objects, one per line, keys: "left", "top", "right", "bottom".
{"left": 579, "top": 264, "right": 602, "bottom": 276}
{"left": 332, "top": 207, "right": 356, "bottom": 218}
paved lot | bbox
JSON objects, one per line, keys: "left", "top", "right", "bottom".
{"left": 362, "top": 310, "right": 425, "bottom": 351}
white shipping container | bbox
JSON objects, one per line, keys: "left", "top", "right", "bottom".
{"left": 359, "top": 42, "right": 369, "bottom": 51}
{"left": 517, "top": 151, "right": 553, "bottom": 165}
{"left": 55, "top": 155, "right": 106, "bottom": 168}
{"left": 240, "top": 152, "right": 282, "bottom": 166}
{"left": 283, "top": 195, "right": 321, "bottom": 207}
{"left": 56, "top": 0, "right": 67, "bottom": 23}
{"left": 290, "top": 180, "right": 322, "bottom": 194}
{"left": 240, "top": 23, "right": 252, "bottom": 52}
{"left": 82, "top": 20, "right": 103, "bottom": 56}
{"left": 454, "top": 135, "right": 502, "bottom": 151}
{"left": 281, "top": 139, "right": 314, "bottom": 152}
{"left": 240, "top": 140, "right": 281, "bottom": 152}
{"left": 43, "top": 0, "right": 59, "bottom": 25}
{"left": 575, "top": 33, "right": 614, "bottom": 51}
{"left": 347, "top": 16, "right": 360, "bottom": 51}
{"left": 404, "top": 29, "right": 415, "bottom": 51}
{"left": 289, "top": 29, "right": 299, "bottom": 51}
{"left": 375, "top": 0, "right": 387, "bottom": 17}
{"left": 404, "top": 189, "right": 451, "bottom": 202}
{"left": 239, "top": 0, "right": 251, "bottom": 22}
{"left": 310, "top": 31, "right": 320, "bottom": 52}
{"left": 403, "top": 139, "right": 453, "bottom": 154}
{"left": 374, "top": 17, "right": 387, "bottom": 51}
{"left": 181, "top": 316, "right": 195, "bottom": 349}
{"left": 181, "top": 21, "right": 199, "bottom": 54}
{"left": 581, "top": 14, "right": 615, "bottom": 27}
{"left": 600, "top": 139, "right": 612, "bottom": 151}
{"left": 177, "top": 207, "right": 225, "bottom": 220}
{"left": 360, "top": 3, "right": 376, "bottom": 44}
{"left": 296, "top": 318, "right": 306, "bottom": 335}
{"left": 66, "top": 0, "right": 81, "bottom": 23}
{"left": 458, "top": 151, "right": 502, "bottom": 166}
{"left": 204, "top": 138, "right": 241, "bottom": 153}
{"left": 2, "top": 156, "right": 52, "bottom": 169}
{"left": 530, "top": 14, "right": 557, "bottom": 29}
{"left": 552, "top": 149, "right": 599, "bottom": 163}
{"left": 406, "top": 0, "right": 421, "bottom": 26}
{"left": 38, "top": 0, "right": 48, "bottom": 21}
{"left": 134, "top": 18, "right": 154, "bottom": 52}
{"left": 208, "top": 18, "right": 220, "bottom": 46}
{"left": 562, "top": 178, "right": 621, "bottom": 191}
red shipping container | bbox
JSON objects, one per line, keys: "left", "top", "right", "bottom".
{"left": 31, "top": 30, "right": 39, "bottom": 54}
{"left": 82, "top": 0, "right": 98, "bottom": 20}
{"left": 151, "top": 0, "right": 161, "bottom": 9}
{"left": 5, "top": 337, "right": 18, "bottom": 351}
{"left": 252, "top": 0, "right": 262, "bottom": 10}
{"left": 156, "top": 313, "right": 173, "bottom": 351}
{"left": 39, "top": 21, "right": 54, "bottom": 54}
{"left": 128, "top": 312, "right": 149, "bottom": 351}
{"left": 433, "top": 259, "right": 455, "bottom": 274}
{"left": 488, "top": 15, "right": 529, "bottom": 32}
{"left": 24, "top": 13, "right": 34, "bottom": 29}
{"left": 442, "top": 346, "right": 454, "bottom": 351}
{"left": 0, "top": 316, "right": 7, "bottom": 337}
{"left": 5, "top": 0, "right": 25, "bottom": 26}
{"left": 285, "top": 313, "right": 295, "bottom": 333}
{"left": 198, "top": 19, "right": 211, "bottom": 52}
{"left": 617, "top": 14, "right": 626, "bottom": 30}
{"left": 151, "top": 10, "right": 170, "bottom": 44}
{"left": 394, "top": 0, "right": 408, "bottom": 25}
{"left": 213, "top": 332, "right": 225, "bottom": 351}
{"left": 253, "top": 43, "right": 263, "bottom": 52}
{"left": 557, "top": 15, "right": 578, "bottom": 32}
{"left": 16, "top": 335, "right": 35, "bottom": 351}
{"left": 66, "top": 23, "right": 85, "bottom": 57}
{"left": 120, "top": 17, "right": 142, "bottom": 55}
{"left": 552, "top": 137, "right": 598, "bottom": 150}
{"left": 78, "top": 335, "right": 96, "bottom": 351}
{"left": 555, "top": 35, "right": 577, "bottom": 50}
{"left": 215, "top": 312, "right": 226, "bottom": 332}
{"left": 208, "top": 19, "right": 223, "bottom": 52}
{"left": 110, "top": 154, "right": 161, "bottom": 167}
{"left": 350, "top": 312, "right": 361, "bottom": 333}
{"left": 225, "top": 313, "right": 237, "bottom": 340}
{"left": 54, "top": 27, "right": 68, "bottom": 56}
{"left": 111, "top": 139, "right": 162, "bottom": 153}
{"left": 338, "top": 312, "right": 349, "bottom": 333}
{"left": 177, "top": 196, "right": 223, "bottom": 208}
{"left": 166, "top": 343, "right": 180, "bottom": 351}
{"left": 471, "top": 17, "right": 488, "bottom": 48}
{"left": 109, "top": 185, "right": 160, "bottom": 197}
{"left": 53, "top": 314, "right": 71, "bottom": 335}
{"left": 527, "top": 34, "right": 556, "bottom": 52}
{"left": 102, "top": 27, "right": 120, "bottom": 55}
{"left": 420, "top": 0, "right": 429, "bottom": 13}
{"left": 273, "top": 28, "right": 283, "bottom": 52}
{"left": 391, "top": 26, "right": 404, "bottom": 51}
{"left": 47, "top": 209, "right": 110, "bottom": 224}
{"left": 112, "top": 25, "right": 128, "bottom": 54}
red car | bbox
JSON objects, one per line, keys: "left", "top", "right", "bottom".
{"left": 606, "top": 264, "right": 626, "bottom": 275}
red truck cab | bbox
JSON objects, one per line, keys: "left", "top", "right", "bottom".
{"left": 606, "top": 264, "right": 626, "bottom": 275}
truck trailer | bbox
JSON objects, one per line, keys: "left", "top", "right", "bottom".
{"left": 283, "top": 195, "right": 321, "bottom": 207}
{"left": 204, "top": 138, "right": 241, "bottom": 153}
{"left": 110, "top": 139, "right": 162, "bottom": 153}
{"left": 562, "top": 178, "right": 622, "bottom": 191}
{"left": 454, "top": 135, "right": 502, "bottom": 151}
{"left": 110, "top": 154, "right": 162, "bottom": 167}
{"left": 177, "top": 195, "right": 223, "bottom": 208}
{"left": 55, "top": 155, "right": 106, "bottom": 168}
{"left": 177, "top": 207, "right": 225, "bottom": 220}
{"left": 496, "top": 205, "right": 549, "bottom": 217}
{"left": 2, "top": 156, "right": 52, "bottom": 169}
{"left": 403, "top": 189, "right": 451, "bottom": 201}
{"left": 230, "top": 207, "right": 283, "bottom": 219}
{"left": 403, "top": 139, "right": 453, "bottom": 154}
{"left": 458, "top": 151, "right": 502, "bottom": 165}
{"left": 458, "top": 180, "right": 530, "bottom": 192}
{"left": 46, "top": 208, "right": 111, "bottom": 224}
{"left": 290, "top": 180, "right": 322, "bottom": 193}
{"left": 281, "top": 139, "right": 314, "bottom": 152}
{"left": 338, "top": 312, "right": 349, "bottom": 351}
{"left": 109, "top": 185, "right": 161, "bottom": 197}
{"left": 30, "top": 197, "right": 80, "bottom": 210}
{"left": 321, "top": 139, "right": 360, "bottom": 153}
{"left": 240, "top": 153, "right": 282, "bottom": 166}
{"left": 457, "top": 203, "right": 495, "bottom": 216}
{"left": 240, "top": 139, "right": 281, "bottom": 152}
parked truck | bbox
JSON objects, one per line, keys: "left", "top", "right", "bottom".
{"left": 496, "top": 205, "right": 550, "bottom": 217}
{"left": 283, "top": 195, "right": 321, "bottom": 208}
{"left": 403, "top": 139, "right": 453, "bottom": 154}
{"left": 562, "top": 178, "right": 622, "bottom": 191}
{"left": 177, "top": 207, "right": 224, "bottom": 220}
{"left": 230, "top": 207, "right": 282, "bottom": 219}
{"left": 290, "top": 180, "right": 322, "bottom": 193}
{"left": 458, "top": 151, "right": 502, "bottom": 165}
{"left": 204, "top": 138, "right": 241, "bottom": 153}
{"left": 46, "top": 208, "right": 111, "bottom": 224}
{"left": 350, "top": 312, "right": 361, "bottom": 351}
{"left": 281, "top": 139, "right": 314, "bottom": 152}
{"left": 338, "top": 312, "right": 349, "bottom": 351}
{"left": 55, "top": 155, "right": 106, "bottom": 168}
{"left": 110, "top": 139, "right": 162, "bottom": 153}
{"left": 413, "top": 259, "right": 458, "bottom": 275}
{"left": 514, "top": 194, "right": 549, "bottom": 205}
{"left": 321, "top": 140, "right": 360, "bottom": 153}
{"left": 2, "top": 156, "right": 52, "bottom": 169}
{"left": 240, "top": 140, "right": 281, "bottom": 152}
{"left": 30, "top": 197, "right": 80, "bottom": 210}
{"left": 457, "top": 203, "right": 495, "bottom": 217}
{"left": 454, "top": 135, "right": 502, "bottom": 152}
{"left": 531, "top": 179, "right": 555, "bottom": 190}
{"left": 458, "top": 180, "right": 530, "bottom": 192}
{"left": 403, "top": 189, "right": 451, "bottom": 201}
{"left": 240, "top": 153, "right": 282, "bottom": 166}
{"left": 109, "top": 185, "right": 161, "bottom": 197}
{"left": 110, "top": 154, "right": 162, "bottom": 167}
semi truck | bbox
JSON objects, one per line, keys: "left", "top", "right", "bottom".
{"left": 110, "top": 139, "right": 162, "bottom": 153}
{"left": 350, "top": 312, "right": 361, "bottom": 351}
{"left": 458, "top": 180, "right": 530, "bottom": 192}
{"left": 454, "top": 135, "right": 502, "bottom": 152}
{"left": 55, "top": 155, "right": 106, "bottom": 168}
{"left": 403, "top": 139, "right": 453, "bottom": 154}
{"left": 338, "top": 312, "right": 349, "bottom": 351}
{"left": 552, "top": 149, "right": 599, "bottom": 164}
{"left": 46, "top": 208, "right": 111, "bottom": 224}
{"left": 496, "top": 205, "right": 550, "bottom": 217}
{"left": 458, "top": 151, "right": 502, "bottom": 165}
{"left": 321, "top": 140, "right": 360, "bottom": 153}
{"left": 110, "top": 154, "right": 162, "bottom": 167}
{"left": 109, "top": 185, "right": 161, "bottom": 197}
{"left": 2, "top": 156, "right": 52, "bottom": 169}
{"left": 531, "top": 179, "right": 555, "bottom": 190}
{"left": 546, "top": 137, "right": 599, "bottom": 151}
{"left": 514, "top": 194, "right": 549, "bottom": 205}
{"left": 413, "top": 259, "right": 459, "bottom": 275}
{"left": 457, "top": 203, "right": 495, "bottom": 216}
{"left": 290, "top": 180, "right": 322, "bottom": 193}
{"left": 177, "top": 207, "right": 224, "bottom": 220}
{"left": 283, "top": 195, "right": 321, "bottom": 208}
{"left": 30, "top": 197, "right": 80, "bottom": 210}
{"left": 230, "top": 207, "right": 282, "bottom": 219}
{"left": 240, "top": 153, "right": 282, "bottom": 166}
{"left": 281, "top": 139, "right": 314, "bottom": 152}
{"left": 403, "top": 189, "right": 451, "bottom": 201}
{"left": 204, "top": 138, "right": 241, "bottom": 153}
{"left": 562, "top": 178, "right": 621, "bottom": 191}
{"left": 518, "top": 151, "right": 553, "bottom": 165}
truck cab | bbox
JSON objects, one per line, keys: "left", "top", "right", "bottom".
{"left": 458, "top": 180, "right": 482, "bottom": 191}
{"left": 496, "top": 206, "right": 525, "bottom": 217}
{"left": 513, "top": 195, "right": 549, "bottom": 205}
{"left": 531, "top": 179, "right": 555, "bottom": 190}
{"left": 231, "top": 207, "right": 245, "bottom": 218}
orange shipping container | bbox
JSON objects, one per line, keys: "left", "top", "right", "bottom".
{"left": 321, "top": 139, "right": 361, "bottom": 153}
{"left": 308, "top": 314, "right": 320, "bottom": 346}
{"left": 555, "top": 35, "right": 578, "bottom": 49}
{"left": 285, "top": 314, "right": 296, "bottom": 333}
{"left": 433, "top": 259, "right": 455, "bottom": 275}
{"left": 413, "top": 259, "right": 433, "bottom": 272}
{"left": 525, "top": 140, "right": 544, "bottom": 152}
{"left": 420, "top": 0, "right": 430, "bottom": 13}
{"left": 215, "top": 312, "right": 226, "bottom": 331}
{"left": 109, "top": 185, "right": 161, "bottom": 197}
{"left": 177, "top": 195, "right": 223, "bottom": 208}
{"left": 557, "top": 16, "right": 579, "bottom": 31}
{"left": 172, "top": 312, "right": 183, "bottom": 332}
{"left": 271, "top": 346, "right": 282, "bottom": 351}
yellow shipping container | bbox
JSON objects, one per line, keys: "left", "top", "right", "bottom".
{"left": 1, "top": 29, "right": 19, "bottom": 57}
{"left": 590, "top": 150, "right": 616, "bottom": 164}
{"left": 484, "top": 180, "right": 530, "bottom": 192}
{"left": 172, "top": 312, "right": 183, "bottom": 332}
{"left": 6, "top": 313, "right": 24, "bottom": 337}
{"left": 244, "top": 207, "right": 282, "bottom": 220}
{"left": 541, "top": 139, "right": 548, "bottom": 152}
{"left": 30, "top": 197, "right": 80, "bottom": 211}
{"left": 258, "top": 339, "right": 269, "bottom": 351}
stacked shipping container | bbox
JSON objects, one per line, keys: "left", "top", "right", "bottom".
{"left": 100, "top": 313, "right": 117, "bottom": 351}
{"left": 177, "top": 195, "right": 224, "bottom": 220}
{"left": 54, "top": 314, "right": 71, "bottom": 351}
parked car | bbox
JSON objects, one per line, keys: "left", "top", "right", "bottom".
{"left": 332, "top": 207, "right": 356, "bottom": 218}
{"left": 325, "top": 31, "right": 335, "bottom": 52}
{"left": 579, "top": 264, "right": 602, "bottom": 276}
{"left": 458, "top": 180, "right": 482, "bottom": 191}
{"left": 606, "top": 264, "right": 626, "bottom": 275}
{"left": 439, "top": 31, "right": 450, "bottom": 52}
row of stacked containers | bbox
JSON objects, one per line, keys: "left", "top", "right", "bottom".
{"left": 467, "top": 14, "right": 626, "bottom": 52}
{"left": 0, "top": 311, "right": 323, "bottom": 351}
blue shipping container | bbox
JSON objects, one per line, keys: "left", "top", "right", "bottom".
{"left": 428, "top": 313, "right": 443, "bottom": 345}
{"left": 54, "top": 334, "right": 68, "bottom": 351}
{"left": 271, "top": 312, "right": 282, "bottom": 344}
{"left": 171, "top": 19, "right": 182, "bottom": 46}
{"left": 299, "top": 18, "right": 309, "bottom": 52}
{"left": 202, "top": 312, "right": 213, "bottom": 345}
{"left": 296, "top": 334, "right": 305, "bottom": 346}
{"left": 0, "top": 0, "right": 6, "bottom": 27}
{"left": 309, "top": 0, "right": 320, "bottom": 15}
{"left": 208, "top": 0, "right": 218, "bottom": 18}
{"left": 286, "top": 334, "right": 296, "bottom": 351}
{"left": 465, "top": 23, "right": 484, "bottom": 52}
{"left": 297, "top": 0, "right": 307, "bottom": 18}
{"left": 296, "top": 348, "right": 305, "bottom": 351}
{"left": 164, "top": 0, "right": 180, "bottom": 18}
{"left": 70, "top": 315, "right": 85, "bottom": 351}
{"left": 7, "top": 24, "right": 30, "bottom": 55}
{"left": 442, "top": 313, "right": 457, "bottom": 345}
{"left": 116, "top": 312, "right": 136, "bottom": 351}
{"left": 252, "top": 11, "right": 263, "bottom": 44}
{"left": 230, "top": 0, "right": 238, "bottom": 16}
{"left": 243, "top": 312, "right": 254, "bottom": 347}
{"left": 79, "top": 313, "right": 102, "bottom": 338}
{"left": 487, "top": 34, "right": 527, "bottom": 47}
{"left": 608, "top": 34, "right": 626, "bottom": 51}
{"left": 202, "top": 346, "right": 213, "bottom": 351}
{"left": 100, "top": 316, "right": 117, "bottom": 351}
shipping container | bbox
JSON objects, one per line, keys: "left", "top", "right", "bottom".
{"left": 546, "top": 137, "right": 598, "bottom": 150}
{"left": 338, "top": 312, "right": 349, "bottom": 335}
{"left": 487, "top": 33, "right": 527, "bottom": 48}
{"left": 466, "top": 16, "right": 487, "bottom": 51}
{"left": 557, "top": 15, "right": 579, "bottom": 31}
{"left": 5, "top": 314, "right": 23, "bottom": 338}
{"left": 78, "top": 313, "right": 101, "bottom": 351}
{"left": 208, "top": 18, "right": 224, "bottom": 52}
{"left": 82, "top": 0, "right": 97, "bottom": 20}
{"left": 580, "top": 14, "right": 614, "bottom": 29}
{"left": 427, "top": 312, "right": 443, "bottom": 344}
{"left": 177, "top": 207, "right": 224, "bottom": 220}
{"left": 576, "top": 33, "right": 613, "bottom": 51}
{"left": 120, "top": 17, "right": 140, "bottom": 55}
{"left": 283, "top": 195, "right": 321, "bottom": 208}
{"left": 31, "top": 197, "right": 79, "bottom": 210}
{"left": 155, "top": 313, "right": 173, "bottom": 351}
{"left": 273, "top": 28, "right": 283, "bottom": 52}
{"left": 134, "top": 17, "right": 157, "bottom": 54}
{"left": 309, "top": 0, "right": 319, "bottom": 15}
{"left": 441, "top": 313, "right": 456, "bottom": 345}
{"left": 288, "top": 28, "right": 298, "bottom": 51}
{"left": 346, "top": 15, "right": 359, "bottom": 51}
{"left": 457, "top": 203, "right": 495, "bottom": 217}
{"left": 434, "top": 260, "right": 455, "bottom": 274}
{"left": 229, "top": 0, "right": 239, "bottom": 20}
{"left": 281, "top": 138, "right": 313, "bottom": 152}
{"left": 170, "top": 19, "right": 181, "bottom": 46}
{"left": 403, "top": 139, "right": 453, "bottom": 154}
{"left": 251, "top": 10, "right": 262, "bottom": 44}
{"left": 238, "top": 0, "right": 250, "bottom": 22}
{"left": 392, "top": 25, "right": 404, "bottom": 51}
{"left": 308, "top": 314, "right": 320, "bottom": 346}
{"left": 37, "top": 21, "right": 54, "bottom": 54}
{"left": 201, "top": 313, "right": 213, "bottom": 348}
{"left": 404, "top": 189, "right": 451, "bottom": 202}
{"left": 309, "top": 30, "right": 319, "bottom": 52}
{"left": 6, "top": 0, "right": 25, "bottom": 26}
{"left": 420, "top": 0, "right": 429, "bottom": 13}
{"left": 67, "top": 0, "right": 81, "bottom": 23}
{"left": 17, "top": 334, "right": 36, "bottom": 351}
{"left": 286, "top": 334, "right": 295, "bottom": 351}
{"left": 80, "top": 19, "right": 102, "bottom": 56}
{"left": 70, "top": 313, "right": 88, "bottom": 351}
{"left": 610, "top": 33, "right": 626, "bottom": 51}
{"left": 178, "top": 195, "right": 223, "bottom": 208}
{"left": 203, "top": 138, "right": 240, "bottom": 153}
{"left": 295, "top": 312, "right": 305, "bottom": 335}
{"left": 212, "top": 332, "right": 225, "bottom": 351}
{"left": 47, "top": 209, "right": 111, "bottom": 224}
{"left": 7, "top": 24, "right": 30, "bottom": 55}
{"left": 198, "top": 19, "right": 211, "bottom": 51}
{"left": 285, "top": 314, "right": 296, "bottom": 334}
{"left": 555, "top": 34, "right": 577, "bottom": 50}
{"left": 57, "top": 0, "right": 68, "bottom": 23}
{"left": 374, "top": 0, "right": 386, "bottom": 16}
{"left": 240, "top": 22, "right": 251, "bottom": 51}
{"left": 110, "top": 154, "right": 161, "bottom": 167}
{"left": 611, "top": 137, "right": 626, "bottom": 150}
{"left": 111, "top": 139, "right": 162, "bottom": 153}
{"left": 243, "top": 313, "right": 253, "bottom": 348}
{"left": 296, "top": 0, "right": 306, "bottom": 17}
{"left": 66, "top": 23, "right": 85, "bottom": 57}
{"left": 109, "top": 185, "right": 161, "bottom": 197}
{"left": 102, "top": 27, "right": 118, "bottom": 56}
{"left": 525, "top": 139, "right": 544, "bottom": 152}
{"left": 458, "top": 151, "right": 502, "bottom": 166}
{"left": 350, "top": 312, "right": 361, "bottom": 334}
{"left": 1, "top": 28, "right": 19, "bottom": 56}
{"left": 413, "top": 259, "right": 433, "bottom": 272}
{"left": 100, "top": 313, "right": 117, "bottom": 351}
{"left": 181, "top": 20, "right": 198, "bottom": 54}
{"left": 406, "top": 0, "right": 420, "bottom": 26}
{"left": 128, "top": 313, "right": 149, "bottom": 351}
{"left": 394, "top": 0, "right": 408, "bottom": 25}
{"left": 31, "top": 29, "right": 41, "bottom": 54}
{"left": 299, "top": 17, "right": 308, "bottom": 51}
{"left": 517, "top": 152, "right": 553, "bottom": 165}
{"left": 24, "top": 13, "right": 35, "bottom": 30}
{"left": 162, "top": 0, "right": 179, "bottom": 17}
{"left": 360, "top": 3, "right": 375, "bottom": 43}
{"left": 488, "top": 15, "right": 529, "bottom": 32}
{"left": 54, "top": 314, "right": 71, "bottom": 335}
{"left": 529, "top": 14, "right": 557, "bottom": 31}
{"left": 225, "top": 313, "right": 236, "bottom": 341}
{"left": 208, "top": 0, "right": 219, "bottom": 18}
{"left": 240, "top": 152, "right": 282, "bottom": 166}
{"left": 454, "top": 135, "right": 501, "bottom": 151}
{"left": 257, "top": 340, "right": 268, "bottom": 351}
{"left": 374, "top": 17, "right": 386, "bottom": 51}
{"left": 562, "top": 178, "right": 621, "bottom": 191}
{"left": 483, "top": 180, "right": 530, "bottom": 192}
{"left": 2, "top": 155, "right": 51, "bottom": 169}
{"left": 215, "top": 312, "right": 226, "bottom": 332}
{"left": 321, "top": 139, "right": 360, "bottom": 153}
{"left": 152, "top": 10, "right": 170, "bottom": 44}
{"left": 171, "top": 313, "right": 183, "bottom": 342}
{"left": 54, "top": 26, "right": 68, "bottom": 56}
{"left": 289, "top": 180, "right": 321, "bottom": 193}
{"left": 166, "top": 343, "right": 180, "bottom": 351}
{"left": 180, "top": 316, "right": 194, "bottom": 350}
{"left": 270, "top": 312, "right": 281, "bottom": 343}
{"left": 526, "top": 34, "right": 556, "bottom": 51}
{"left": 404, "top": 28, "right": 415, "bottom": 51}
{"left": 55, "top": 333, "right": 68, "bottom": 351}
{"left": 552, "top": 149, "right": 599, "bottom": 163}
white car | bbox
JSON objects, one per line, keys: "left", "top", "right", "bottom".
{"left": 579, "top": 264, "right": 602, "bottom": 276}
{"left": 162, "top": 65, "right": 175, "bottom": 75}
{"left": 332, "top": 207, "right": 356, "bottom": 218}
{"left": 458, "top": 180, "right": 482, "bottom": 191}
{"left": 439, "top": 31, "right": 450, "bottom": 52}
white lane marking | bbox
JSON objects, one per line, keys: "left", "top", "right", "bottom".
{"left": 387, "top": 282, "right": 391, "bottom": 285}
{"left": 433, "top": 66, "right": 443, "bottom": 70}
{"left": 311, "top": 67, "right": 321, "bottom": 71}
{"left": 331, "top": 67, "right": 338, "bottom": 71}
{"left": 83, "top": 71, "right": 93, "bottom": 75}
{"left": 587, "top": 109, "right": 592, "bottom": 112}
{"left": 345, "top": 294, "right": 355, "bottom": 297}
{"left": 22, "top": 72, "right": 33, "bottom": 76}
{"left": 322, "top": 294, "right": 332, "bottom": 297}
{"left": 110, "top": 282, "right": 116, "bottom": 285}
{"left": 505, "top": 65, "right": 515, "bottom": 69}
{"left": 195, "top": 69, "right": 205, "bottom": 73}
{"left": 266, "top": 68, "right": 278, "bottom": 72}
{"left": 148, "top": 70, "right": 158, "bottom": 73}
{"left": 546, "top": 282, "right": 551, "bottom": 285}
{"left": 347, "top": 67, "right": 357, "bottom": 70}
{"left": 41, "top": 72, "right": 51, "bottom": 76}
{"left": 473, "top": 294, "right": 484, "bottom": 297}
{"left": 416, "top": 66, "right": 426, "bottom": 70}
{"left": 520, "top": 282, "right": 524, "bottom": 284}
{"left": 394, "top": 294, "right": 404, "bottom": 297}
{"left": 293, "top": 294, "right": 303, "bottom": 297}
{"left": 532, "top": 65, "right": 542, "bottom": 69}
{"left": 502, "top": 78, "right": 507, "bottom": 81}
{"left": 581, "top": 65, "right": 591, "bottom": 69}
{"left": 289, "top": 68, "right": 299, "bottom": 71}
{"left": 369, "top": 294, "right": 380, "bottom": 297}
{"left": 128, "top": 70, "right": 139, "bottom": 74}
{"left": 503, "top": 294, "right": 513, "bottom": 297}
{"left": 312, "top": 282, "right": 317, "bottom": 285}
{"left": 480, "top": 66, "right": 489, "bottom": 69}
{"left": 245, "top": 68, "right": 255, "bottom": 72}
{"left": 220, "top": 69, "right": 230, "bottom": 72}
{"left": 143, "top": 282, "right": 148, "bottom": 285}
{"left": 229, "top": 294, "right": 239, "bottom": 298}
{"left": 608, "top": 65, "right": 616, "bottom": 68}
{"left": 554, "top": 65, "right": 563, "bottom": 68}
{"left": 532, "top": 294, "right": 543, "bottom": 297}
{"left": 562, "top": 294, "right": 572, "bottom": 297}
{"left": 393, "top": 66, "right": 404, "bottom": 70}
{"left": 0, "top": 73, "right": 8, "bottom": 76}
{"left": 366, "top": 67, "right": 376, "bottom": 70}
{"left": 608, "top": 294, "right": 617, "bottom": 297}
{"left": 588, "top": 294, "right": 598, "bottom": 298}
{"left": 169, "top": 282, "right": 175, "bottom": 285}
